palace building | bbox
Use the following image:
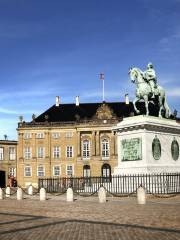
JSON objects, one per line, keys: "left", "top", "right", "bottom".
{"left": 0, "top": 140, "right": 17, "bottom": 187}
{"left": 17, "top": 96, "right": 135, "bottom": 187}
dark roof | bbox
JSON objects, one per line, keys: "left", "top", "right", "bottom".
{"left": 34, "top": 101, "right": 161, "bottom": 123}
{"left": 0, "top": 140, "right": 17, "bottom": 144}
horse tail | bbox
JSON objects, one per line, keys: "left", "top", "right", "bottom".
{"left": 163, "top": 95, "right": 171, "bottom": 118}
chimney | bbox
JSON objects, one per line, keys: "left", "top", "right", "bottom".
{"left": 56, "top": 96, "right": 60, "bottom": 107}
{"left": 125, "top": 94, "right": 129, "bottom": 105}
{"left": 75, "top": 96, "right": 80, "bottom": 106}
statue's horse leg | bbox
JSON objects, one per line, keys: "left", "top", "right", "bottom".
{"left": 158, "top": 95, "right": 163, "bottom": 118}
{"left": 143, "top": 95, "right": 149, "bottom": 116}
{"left": 133, "top": 97, "right": 140, "bottom": 114}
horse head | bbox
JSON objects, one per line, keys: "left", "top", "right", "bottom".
{"left": 129, "top": 67, "right": 139, "bottom": 83}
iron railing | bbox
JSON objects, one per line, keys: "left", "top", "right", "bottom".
{"left": 38, "top": 173, "right": 180, "bottom": 195}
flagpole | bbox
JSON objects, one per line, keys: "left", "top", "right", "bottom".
{"left": 99, "top": 73, "right": 105, "bottom": 102}
{"left": 103, "top": 78, "right": 105, "bottom": 102}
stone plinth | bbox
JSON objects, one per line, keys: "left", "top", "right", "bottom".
{"left": 98, "top": 186, "right": 106, "bottom": 203}
{"left": 113, "top": 115, "right": 180, "bottom": 174}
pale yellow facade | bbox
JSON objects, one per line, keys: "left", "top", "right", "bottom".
{"left": 0, "top": 140, "right": 17, "bottom": 187}
{"left": 17, "top": 122, "right": 118, "bottom": 187}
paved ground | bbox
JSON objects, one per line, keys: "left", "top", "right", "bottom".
{"left": 0, "top": 194, "right": 180, "bottom": 240}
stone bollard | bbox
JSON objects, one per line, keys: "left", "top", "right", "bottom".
{"left": 66, "top": 187, "right": 74, "bottom": 202}
{"left": 6, "top": 186, "right": 11, "bottom": 198}
{"left": 98, "top": 186, "right": 106, "bottom": 203}
{"left": 40, "top": 188, "right": 46, "bottom": 201}
{"left": 0, "top": 188, "right": 4, "bottom": 200}
{"left": 28, "top": 185, "right": 33, "bottom": 195}
{"left": 17, "top": 187, "right": 23, "bottom": 200}
{"left": 137, "top": 186, "right": 146, "bottom": 205}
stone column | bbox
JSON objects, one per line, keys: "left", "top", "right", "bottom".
{"left": 77, "top": 131, "right": 81, "bottom": 156}
{"left": 96, "top": 131, "right": 100, "bottom": 156}
{"left": 98, "top": 186, "right": 106, "bottom": 203}
{"left": 114, "top": 132, "right": 117, "bottom": 156}
{"left": 92, "top": 131, "right": 96, "bottom": 156}
{"left": 28, "top": 185, "right": 33, "bottom": 195}
{"left": 0, "top": 188, "right": 4, "bottom": 199}
{"left": 17, "top": 187, "right": 23, "bottom": 200}
{"left": 40, "top": 188, "right": 46, "bottom": 201}
{"left": 6, "top": 187, "right": 10, "bottom": 198}
{"left": 66, "top": 187, "right": 74, "bottom": 202}
{"left": 137, "top": 186, "right": 146, "bottom": 204}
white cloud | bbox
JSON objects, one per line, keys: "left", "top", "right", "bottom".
{"left": 167, "top": 88, "right": 180, "bottom": 97}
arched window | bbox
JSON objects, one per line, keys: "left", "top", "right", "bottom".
{"left": 82, "top": 140, "right": 90, "bottom": 159}
{"left": 83, "top": 165, "right": 91, "bottom": 177}
{"left": 102, "top": 163, "right": 111, "bottom": 178}
{"left": 101, "top": 139, "right": 110, "bottom": 159}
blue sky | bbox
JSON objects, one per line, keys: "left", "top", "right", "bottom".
{"left": 0, "top": 0, "right": 180, "bottom": 140}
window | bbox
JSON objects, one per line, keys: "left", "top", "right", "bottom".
{"left": 37, "top": 147, "right": 44, "bottom": 159}
{"left": 65, "top": 132, "right": 73, "bottom": 138}
{"left": 66, "top": 146, "right": 73, "bottom": 158}
{"left": 53, "top": 146, "right": 60, "bottom": 158}
{"left": 24, "top": 132, "right": 31, "bottom": 139}
{"left": 24, "top": 147, "right": 32, "bottom": 159}
{"left": 9, "top": 167, "right": 16, "bottom": 177}
{"left": 66, "top": 165, "right": 73, "bottom": 176}
{"left": 37, "top": 165, "right": 45, "bottom": 177}
{"left": 52, "top": 132, "right": 60, "bottom": 139}
{"left": 36, "top": 132, "right": 44, "bottom": 139}
{"left": 101, "top": 139, "right": 110, "bottom": 159}
{"left": 83, "top": 165, "right": 91, "bottom": 177}
{"left": 82, "top": 140, "right": 90, "bottom": 159}
{"left": 53, "top": 166, "right": 61, "bottom": 177}
{"left": 24, "top": 166, "right": 32, "bottom": 177}
{"left": 9, "top": 147, "right": 16, "bottom": 160}
{"left": 0, "top": 147, "right": 4, "bottom": 160}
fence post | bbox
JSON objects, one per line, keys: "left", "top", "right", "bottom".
{"left": 66, "top": 187, "right": 74, "bottom": 202}
{"left": 6, "top": 186, "right": 11, "bottom": 198}
{"left": 137, "top": 186, "right": 146, "bottom": 204}
{"left": 0, "top": 188, "right": 4, "bottom": 199}
{"left": 98, "top": 186, "right": 106, "bottom": 203}
{"left": 28, "top": 185, "right": 33, "bottom": 195}
{"left": 40, "top": 188, "right": 46, "bottom": 201}
{"left": 17, "top": 187, "right": 23, "bottom": 200}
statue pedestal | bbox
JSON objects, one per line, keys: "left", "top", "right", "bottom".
{"left": 113, "top": 115, "right": 180, "bottom": 174}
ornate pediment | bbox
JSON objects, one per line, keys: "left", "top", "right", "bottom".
{"left": 95, "top": 103, "right": 116, "bottom": 120}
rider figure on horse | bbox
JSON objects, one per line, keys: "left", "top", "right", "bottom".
{"left": 142, "top": 62, "right": 157, "bottom": 98}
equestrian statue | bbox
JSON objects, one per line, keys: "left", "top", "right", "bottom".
{"left": 129, "top": 63, "right": 171, "bottom": 118}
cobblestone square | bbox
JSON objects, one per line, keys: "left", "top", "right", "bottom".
{"left": 0, "top": 195, "right": 180, "bottom": 239}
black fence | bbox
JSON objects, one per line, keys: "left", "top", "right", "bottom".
{"left": 38, "top": 173, "right": 180, "bottom": 195}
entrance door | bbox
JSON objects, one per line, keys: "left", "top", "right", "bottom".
{"left": 83, "top": 165, "right": 91, "bottom": 177}
{"left": 102, "top": 164, "right": 111, "bottom": 182}
{"left": 0, "top": 171, "right": 6, "bottom": 188}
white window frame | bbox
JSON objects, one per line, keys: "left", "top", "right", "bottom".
{"left": 37, "top": 146, "right": 45, "bottom": 159}
{"left": 9, "top": 147, "right": 16, "bottom": 160}
{"left": 36, "top": 132, "right": 44, "bottom": 139}
{"left": 24, "top": 132, "right": 31, "bottom": 139}
{"left": 53, "top": 165, "right": 61, "bottom": 177}
{"left": 82, "top": 140, "right": 90, "bottom": 159}
{"left": 37, "top": 165, "right": 45, "bottom": 177}
{"left": 66, "top": 146, "right": 73, "bottom": 158}
{"left": 101, "top": 138, "right": 110, "bottom": 159}
{"left": 24, "top": 166, "right": 32, "bottom": 177}
{"left": 52, "top": 132, "right": 60, "bottom": 139}
{"left": 53, "top": 146, "right": 60, "bottom": 159}
{"left": 66, "top": 165, "right": 74, "bottom": 176}
{"left": 24, "top": 147, "right": 32, "bottom": 160}
{"left": 0, "top": 147, "right": 4, "bottom": 160}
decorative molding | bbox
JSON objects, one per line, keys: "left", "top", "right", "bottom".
{"left": 94, "top": 103, "right": 117, "bottom": 120}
